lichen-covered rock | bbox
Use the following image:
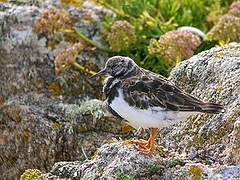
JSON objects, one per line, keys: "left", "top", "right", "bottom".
{"left": 0, "top": 93, "right": 125, "bottom": 179}
{"left": 0, "top": 1, "right": 110, "bottom": 101}
{"left": 160, "top": 43, "right": 240, "bottom": 165}
{"left": 40, "top": 44, "right": 240, "bottom": 179}
{"left": 0, "top": 2, "right": 118, "bottom": 179}
{"left": 41, "top": 143, "right": 240, "bottom": 180}
{"left": 223, "top": 119, "right": 240, "bottom": 165}
{"left": 42, "top": 143, "right": 167, "bottom": 180}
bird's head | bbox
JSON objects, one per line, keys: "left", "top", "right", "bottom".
{"left": 95, "top": 56, "right": 137, "bottom": 78}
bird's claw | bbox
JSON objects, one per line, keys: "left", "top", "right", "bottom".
{"left": 131, "top": 139, "right": 149, "bottom": 148}
{"left": 131, "top": 139, "right": 155, "bottom": 155}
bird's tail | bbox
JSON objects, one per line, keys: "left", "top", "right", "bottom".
{"left": 200, "top": 102, "right": 224, "bottom": 113}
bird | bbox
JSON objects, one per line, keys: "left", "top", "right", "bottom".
{"left": 94, "top": 56, "right": 223, "bottom": 155}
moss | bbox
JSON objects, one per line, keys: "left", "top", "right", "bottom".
{"left": 168, "top": 158, "right": 186, "bottom": 168}
{"left": 148, "top": 164, "right": 163, "bottom": 176}
{"left": 20, "top": 169, "right": 42, "bottom": 180}
{"left": 116, "top": 170, "right": 135, "bottom": 180}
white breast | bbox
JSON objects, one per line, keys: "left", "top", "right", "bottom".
{"left": 109, "top": 89, "right": 196, "bottom": 129}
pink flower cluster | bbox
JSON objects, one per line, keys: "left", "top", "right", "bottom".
{"left": 207, "top": 2, "right": 240, "bottom": 43}
{"left": 33, "top": 8, "right": 72, "bottom": 35}
{"left": 54, "top": 43, "right": 84, "bottom": 75}
{"left": 148, "top": 30, "right": 201, "bottom": 67}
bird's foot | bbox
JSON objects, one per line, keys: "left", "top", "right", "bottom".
{"left": 131, "top": 139, "right": 149, "bottom": 148}
{"left": 131, "top": 139, "right": 155, "bottom": 155}
{"left": 136, "top": 142, "right": 155, "bottom": 155}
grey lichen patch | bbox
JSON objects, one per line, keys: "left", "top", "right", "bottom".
{"left": 41, "top": 142, "right": 240, "bottom": 179}
{"left": 0, "top": 93, "right": 122, "bottom": 179}
{"left": 78, "top": 99, "right": 104, "bottom": 120}
{"left": 61, "top": 99, "right": 119, "bottom": 133}
{"left": 224, "top": 119, "right": 240, "bottom": 165}
{"left": 160, "top": 44, "right": 240, "bottom": 164}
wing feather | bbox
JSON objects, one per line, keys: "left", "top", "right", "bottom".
{"left": 122, "top": 74, "right": 205, "bottom": 112}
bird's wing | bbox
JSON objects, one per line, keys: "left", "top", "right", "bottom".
{"left": 121, "top": 73, "right": 205, "bottom": 111}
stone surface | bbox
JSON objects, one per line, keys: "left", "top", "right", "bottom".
{"left": 161, "top": 43, "right": 240, "bottom": 165}
{"left": 0, "top": 93, "right": 125, "bottom": 179}
{"left": 41, "top": 143, "right": 240, "bottom": 180}
{"left": 0, "top": 1, "right": 120, "bottom": 179}
{"left": 0, "top": 1, "right": 109, "bottom": 101}
{"left": 41, "top": 44, "right": 240, "bottom": 179}
{"left": 1, "top": 1, "right": 240, "bottom": 179}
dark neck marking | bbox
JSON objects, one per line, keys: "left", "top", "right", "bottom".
{"left": 103, "top": 77, "right": 121, "bottom": 104}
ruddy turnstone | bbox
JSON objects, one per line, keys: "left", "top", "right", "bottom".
{"left": 95, "top": 56, "right": 223, "bottom": 155}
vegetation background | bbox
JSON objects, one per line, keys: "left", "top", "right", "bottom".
{"left": 32, "top": 0, "right": 238, "bottom": 77}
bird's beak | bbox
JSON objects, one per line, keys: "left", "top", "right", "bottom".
{"left": 91, "top": 68, "right": 107, "bottom": 78}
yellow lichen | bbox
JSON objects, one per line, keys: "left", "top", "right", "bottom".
{"left": 188, "top": 165, "right": 202, "bottom": 180}
{"left": 121, "top": 124, "right": 134, "bottom": 133}
{"left": 0, "top": 96, "right": 5, "bottom": 106}
{"left": 48, "top": 83, "right": 62, "bottom": 96}
{"left": 20, "top": 169, "right": 42, "bottom": 180}
{"left": 51, "top": 122, "right": 60, "bottom": 129}
{"left": 61, "top": 0, "right": 84, "bottom": 8}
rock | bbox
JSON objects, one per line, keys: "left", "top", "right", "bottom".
{"left": 223, "top": 119, "right": 240, "bottom": 164}
{"left": 0, "top": 1, "right": 109, "bottom": 101}
{"left": 41, "top": 143, "right": 166, "bottom": 180}
{"left": 40, "top": 143, "right": 240, "bottom": 180}
{"left": 0, "top": 93, "right": 125, "bottom": 179}
{"left": 0, "top": 1, "right": 120, "bottom": 179}
{"left": 1, "top": 1, "right": 240, "bottom": 179}
{"left": 40, "top": 44, "right": 240, "bottom": 179}
{"left": 160, "top": 43, "right": 240, "bottom": 165}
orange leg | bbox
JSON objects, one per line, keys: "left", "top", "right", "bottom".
{"left": 132, "top": 128, "right": 158, "bottom": 155}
